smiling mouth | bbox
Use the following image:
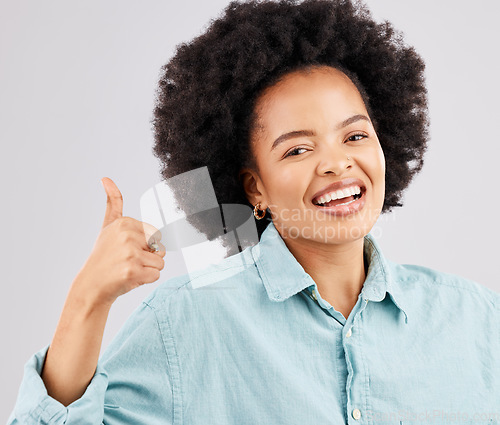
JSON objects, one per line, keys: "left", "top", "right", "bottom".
{"left": 312, "top": 186, "right": 366, "bottom": 208}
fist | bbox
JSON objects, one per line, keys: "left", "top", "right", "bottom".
{"left": 74, "top": 177, "right": 166, "bottom": 307}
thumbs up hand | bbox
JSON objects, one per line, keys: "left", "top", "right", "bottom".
{"left": 74, "top": 177, "right": 166, "bottom": 307}
{"left": 101, "top": 176, "right": 124, "bottom": 230}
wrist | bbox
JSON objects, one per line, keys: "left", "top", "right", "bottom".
{"left": 68, "top": 274, "right": 114, "bottom": 316}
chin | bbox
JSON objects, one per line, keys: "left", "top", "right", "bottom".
{"left": 278, "top": 220, "right": 372, "bottom": 245}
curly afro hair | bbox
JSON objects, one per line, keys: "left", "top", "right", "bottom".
{"left": 152, "top": 0, "right": 429, "bottom": 245}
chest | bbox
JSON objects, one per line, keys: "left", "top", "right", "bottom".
{"left": 164, "top": 294, "right": 498, "bottom": 424}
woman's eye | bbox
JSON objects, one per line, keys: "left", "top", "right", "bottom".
{"left": 346, "top": 133, "right": 367, "bottom": 142}
{"left": 284, "top": 147, "right": 307, "bottom": 158}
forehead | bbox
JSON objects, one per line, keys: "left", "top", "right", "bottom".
{"left": 252, "top": 66, "right": 367, "bottom": 135}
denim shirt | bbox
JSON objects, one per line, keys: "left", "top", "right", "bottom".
{"left": 8, "top": 222, "right": 500, "bottom": 425}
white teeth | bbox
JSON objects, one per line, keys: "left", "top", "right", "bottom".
{"left": 336, "top": 198, "right": 357, "bottom": 206}
{"left": 314, "top": 185, "right": 362, "bottom": 205}
{"left": 337, "top": 189, "right": 350, "bottom": 199}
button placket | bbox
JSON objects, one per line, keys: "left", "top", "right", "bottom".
{"left": 352, "top": 408, "right": 361, "bottom": 420}
{"left": 343, "top": 298, "right": 369, "bottom": 425}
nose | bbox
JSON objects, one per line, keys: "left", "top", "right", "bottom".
{"left": 316, "top": 150, "right": 352, "bottom": 176}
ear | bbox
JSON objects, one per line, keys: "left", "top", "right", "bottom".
{"left": 239, "top": 167, "right": 267, "bottom": 208}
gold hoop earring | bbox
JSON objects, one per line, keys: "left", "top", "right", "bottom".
{"left": 253, "top": 202, "right": 266, "bottom": 220}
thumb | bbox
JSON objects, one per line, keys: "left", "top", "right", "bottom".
{"left": 101, "top": 177, "right": 123, "bottom": 229}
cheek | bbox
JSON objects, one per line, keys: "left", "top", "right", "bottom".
{"left": 359, "top": 144, "right": 386, "bottom": 187}
{"left": 262, "top": 163, "right": 308, "bottom": 203}
{"left": 374, "top": 145, "right": 386, "bottom": 179}
{"left": 368, "top": 143, "right": 385, "bottom": 171}
{"left": 377, "top": 144, "right": 386, "bottom": 175}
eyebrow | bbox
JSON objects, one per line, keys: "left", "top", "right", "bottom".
{"left": 270, "top": 114, "right": 371, "bottom": 151}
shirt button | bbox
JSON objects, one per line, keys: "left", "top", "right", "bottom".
{"left": 346, "top": 328, "right": 352, "bottom": 338}
{"left": 311, "top": 289, "right": 318, "bottom": 300}
{"left": 352, "top": 408, "right": 361, "bottom": 420}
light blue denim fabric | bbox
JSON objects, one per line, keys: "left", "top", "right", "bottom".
{"left": 8, "top": 221, "right": 500, "bottom": 425}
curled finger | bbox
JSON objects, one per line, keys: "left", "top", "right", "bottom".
{"left": 147, "top": 238, "right": 166, "bottom": 255}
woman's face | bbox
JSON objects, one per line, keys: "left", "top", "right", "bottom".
{"left": 241, "top": 65, "right": 386, "bottom": 245}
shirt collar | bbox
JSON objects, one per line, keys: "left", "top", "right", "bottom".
{"left": 251, "top": 221, "right": 408, "bottom": 324}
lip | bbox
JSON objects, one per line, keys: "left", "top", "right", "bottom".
{"left": 310, "top": 177, "right": 367, "bottom": 217}
{"left": 312, "top": 190, "right": 366, "bottom": 217}
{"left": 311, "top": 177, "right": 367, "bottom": 203}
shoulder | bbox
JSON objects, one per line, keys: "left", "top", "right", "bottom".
{"left": 141, "top": 244, "right": 261, "bottom": 311}
{"left": 387, "top": 259, "right": 499, "bottom": 312}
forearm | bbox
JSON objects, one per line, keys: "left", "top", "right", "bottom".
{"left": 41, "top": 276, "right": 112, "bottom": 407}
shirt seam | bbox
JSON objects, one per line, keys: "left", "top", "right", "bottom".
{"left": 397, "top": 277, "right": 498, "bottom": 309}
{"left": 360, "top": 308, "right": 373, "bottom": 425}
{"left": 30, "top": 396, "right": 67, "bottom": 424}
{"left": 188, "top": 263, "right": 250, "bottom": 287}
{"left": 143, "top": 301, "right": 182, "bottom": 425}
{"left": 336, "top": 337, "right": 348, "bottom": 422}
{"left": 148, "top": 262, "right": 253, "bottom": 307}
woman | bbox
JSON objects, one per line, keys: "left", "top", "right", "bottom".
{"left": 8, "top": 0, "right": 499, "bottom": 424}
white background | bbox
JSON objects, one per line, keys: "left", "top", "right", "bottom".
{"left": 1, "top": 0, "right": 499, "bottom": 420}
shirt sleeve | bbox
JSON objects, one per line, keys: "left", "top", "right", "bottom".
{"left": 7, "top": 301, "right": 174, "bottom": 425}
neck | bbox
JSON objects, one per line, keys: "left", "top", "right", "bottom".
{"left": 281, "top": 231, "right": 367, "bottom": 318}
